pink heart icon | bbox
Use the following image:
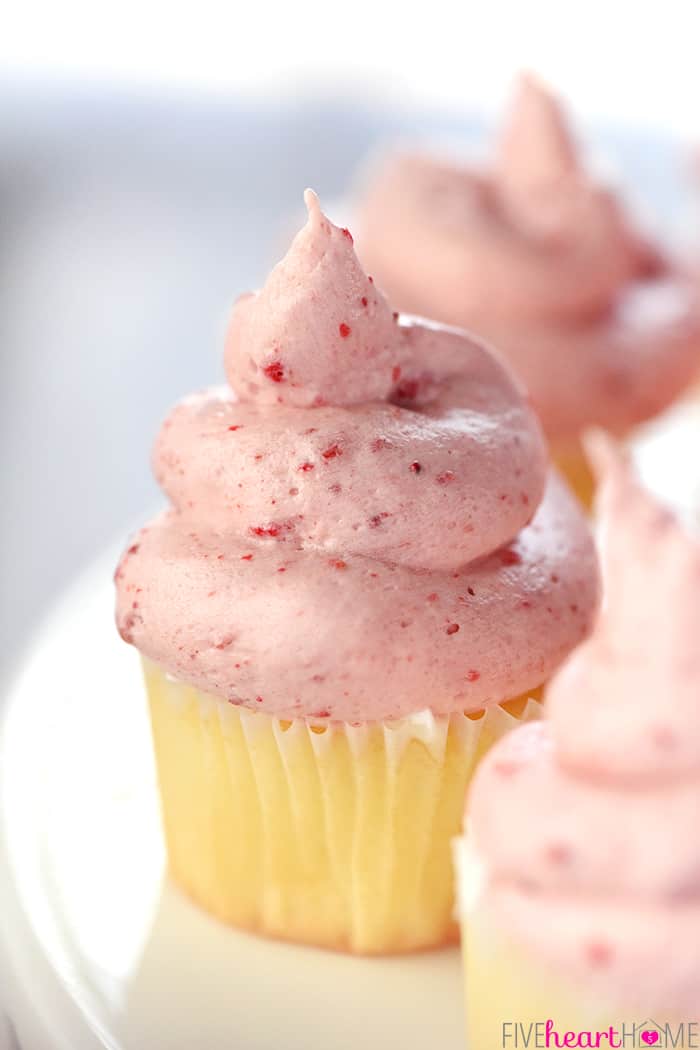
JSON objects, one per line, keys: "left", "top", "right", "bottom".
{"left": 641, "top": 1032, "right": 659, "bottom": 1046}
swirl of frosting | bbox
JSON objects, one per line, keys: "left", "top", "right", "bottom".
{"left": 357, "top": 75, "right": 700, "bottom": 442}
{"left": 468, "top": 437, "right": 700, "bottom": 1015}
{"left": 358, "top": 74, "right": 660, "bottom": 326}
{"left": 115, "top": 192, "right": 599, "bottom": 722}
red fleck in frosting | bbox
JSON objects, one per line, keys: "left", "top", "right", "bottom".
{"left": 226, "top": 190, "right": 399, "bottom": 409}
{"left": 115, "top": 191, "right": 598, "bottom": 721}
{"left": 357, "top": 74, "right": 700, "bottom": 443}
{"left": 467, "top": 436, "right": 700, "bottom": 1015}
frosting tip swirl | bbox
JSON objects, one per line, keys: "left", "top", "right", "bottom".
{"left": 498, "top": 70, "right": 579, "bottom": 187}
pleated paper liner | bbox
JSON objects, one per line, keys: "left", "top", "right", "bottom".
{"left": 144, "top": 659, "right": 542, "bottom": 955}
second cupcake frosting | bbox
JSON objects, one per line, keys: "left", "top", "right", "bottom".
{"left": 359, "top": 74, "right": 659, "bottom": 327}
{"left": 357, "top": 76, "right": 700, "bottom": 444}
{"left": 469, "top": 439, "right": 700, "bottom": 1015}
{"left": 115, "top": 193, "right": 598, "bottom": 722}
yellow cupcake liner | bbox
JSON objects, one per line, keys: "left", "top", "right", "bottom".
{"left": 454, "top": 839, "right": 686, "bottom": 1040}
{"left": 550, "top": 439, "right": 596, "bottom": 512}
{"left": 144, "top": 659, "right": 542, "bottom": 955}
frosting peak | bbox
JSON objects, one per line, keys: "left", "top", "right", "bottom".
{"left": 225, "top": 189, "right": 400, "bottom": 408}
{"left": 497, "top": 72, "right": 579, "bottom": 189}
{"left": 495, "top": 75, "right": 658, "bottom": 281}
{"left": 548, "top": 433, "right": 700, "bottom": 780}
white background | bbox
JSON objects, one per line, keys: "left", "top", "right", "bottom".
{"left": 2, "top": 0, "right": 700, "bottom": 135}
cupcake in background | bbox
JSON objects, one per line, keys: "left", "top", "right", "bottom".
{"left": 455, "top": 434, "right": 700, "bottom": 1036}
{"left": 356, "top": 74, "right": 700, "bottom": 507}
{"left": 115, "top": 190, "right": 599, "bottom": 955}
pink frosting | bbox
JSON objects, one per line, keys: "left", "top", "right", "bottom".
{"left": 482, "top": 277, "right": 700, "bottom": 440}
{"left": 357, "top": 75, "right": 700, "bottom": 442}
{"left": 115, "top": 192, "right": 599, "bottom": 722}
{"left": 467, "top": 437, "right": 700, "bottom": 1015}
{"left": 225, "top": 191, "right": 399, "bottom": 408}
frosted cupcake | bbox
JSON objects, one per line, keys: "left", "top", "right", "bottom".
{"left": 115, "top": 191, "right": 598, "bottom": 955}
{"left": 357, "top": 75, "right": 700, "bottom": 507}
{"left": 456, "top": 437, "right": 700, "bottom": 1035}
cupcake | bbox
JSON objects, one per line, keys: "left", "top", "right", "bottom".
{"left": 115, "top": 190, "right": 599, "bottom": 955}
{"left": 357, "top": 74, "right": 700, "bottom": 508}
{"left": 456, "top": 436, "right": 700, "bottom": 1035}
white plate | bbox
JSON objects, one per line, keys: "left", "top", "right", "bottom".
{"left": 2, "top": 396, "right": 699, "bottom": 1050}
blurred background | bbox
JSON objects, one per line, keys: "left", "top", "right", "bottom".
{"left": 2, "top": 4, "right": 700, "bottom": 1046}
{"left": 2, "top": 0, "right": 700, "bottom": 688}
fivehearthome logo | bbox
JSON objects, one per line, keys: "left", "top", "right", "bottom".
{"left": 501, "top": 1020, "right": 700, "bottom": 1048}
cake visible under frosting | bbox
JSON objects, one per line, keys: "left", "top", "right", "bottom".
{"left": 467, "top": 437, "right": 700, "bottom": 1015}
{"left": 115, "top": 192, "right": 598, "bottom": 722}
{"left": 357, "top": 75, "right": 700, "bottom": 443}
